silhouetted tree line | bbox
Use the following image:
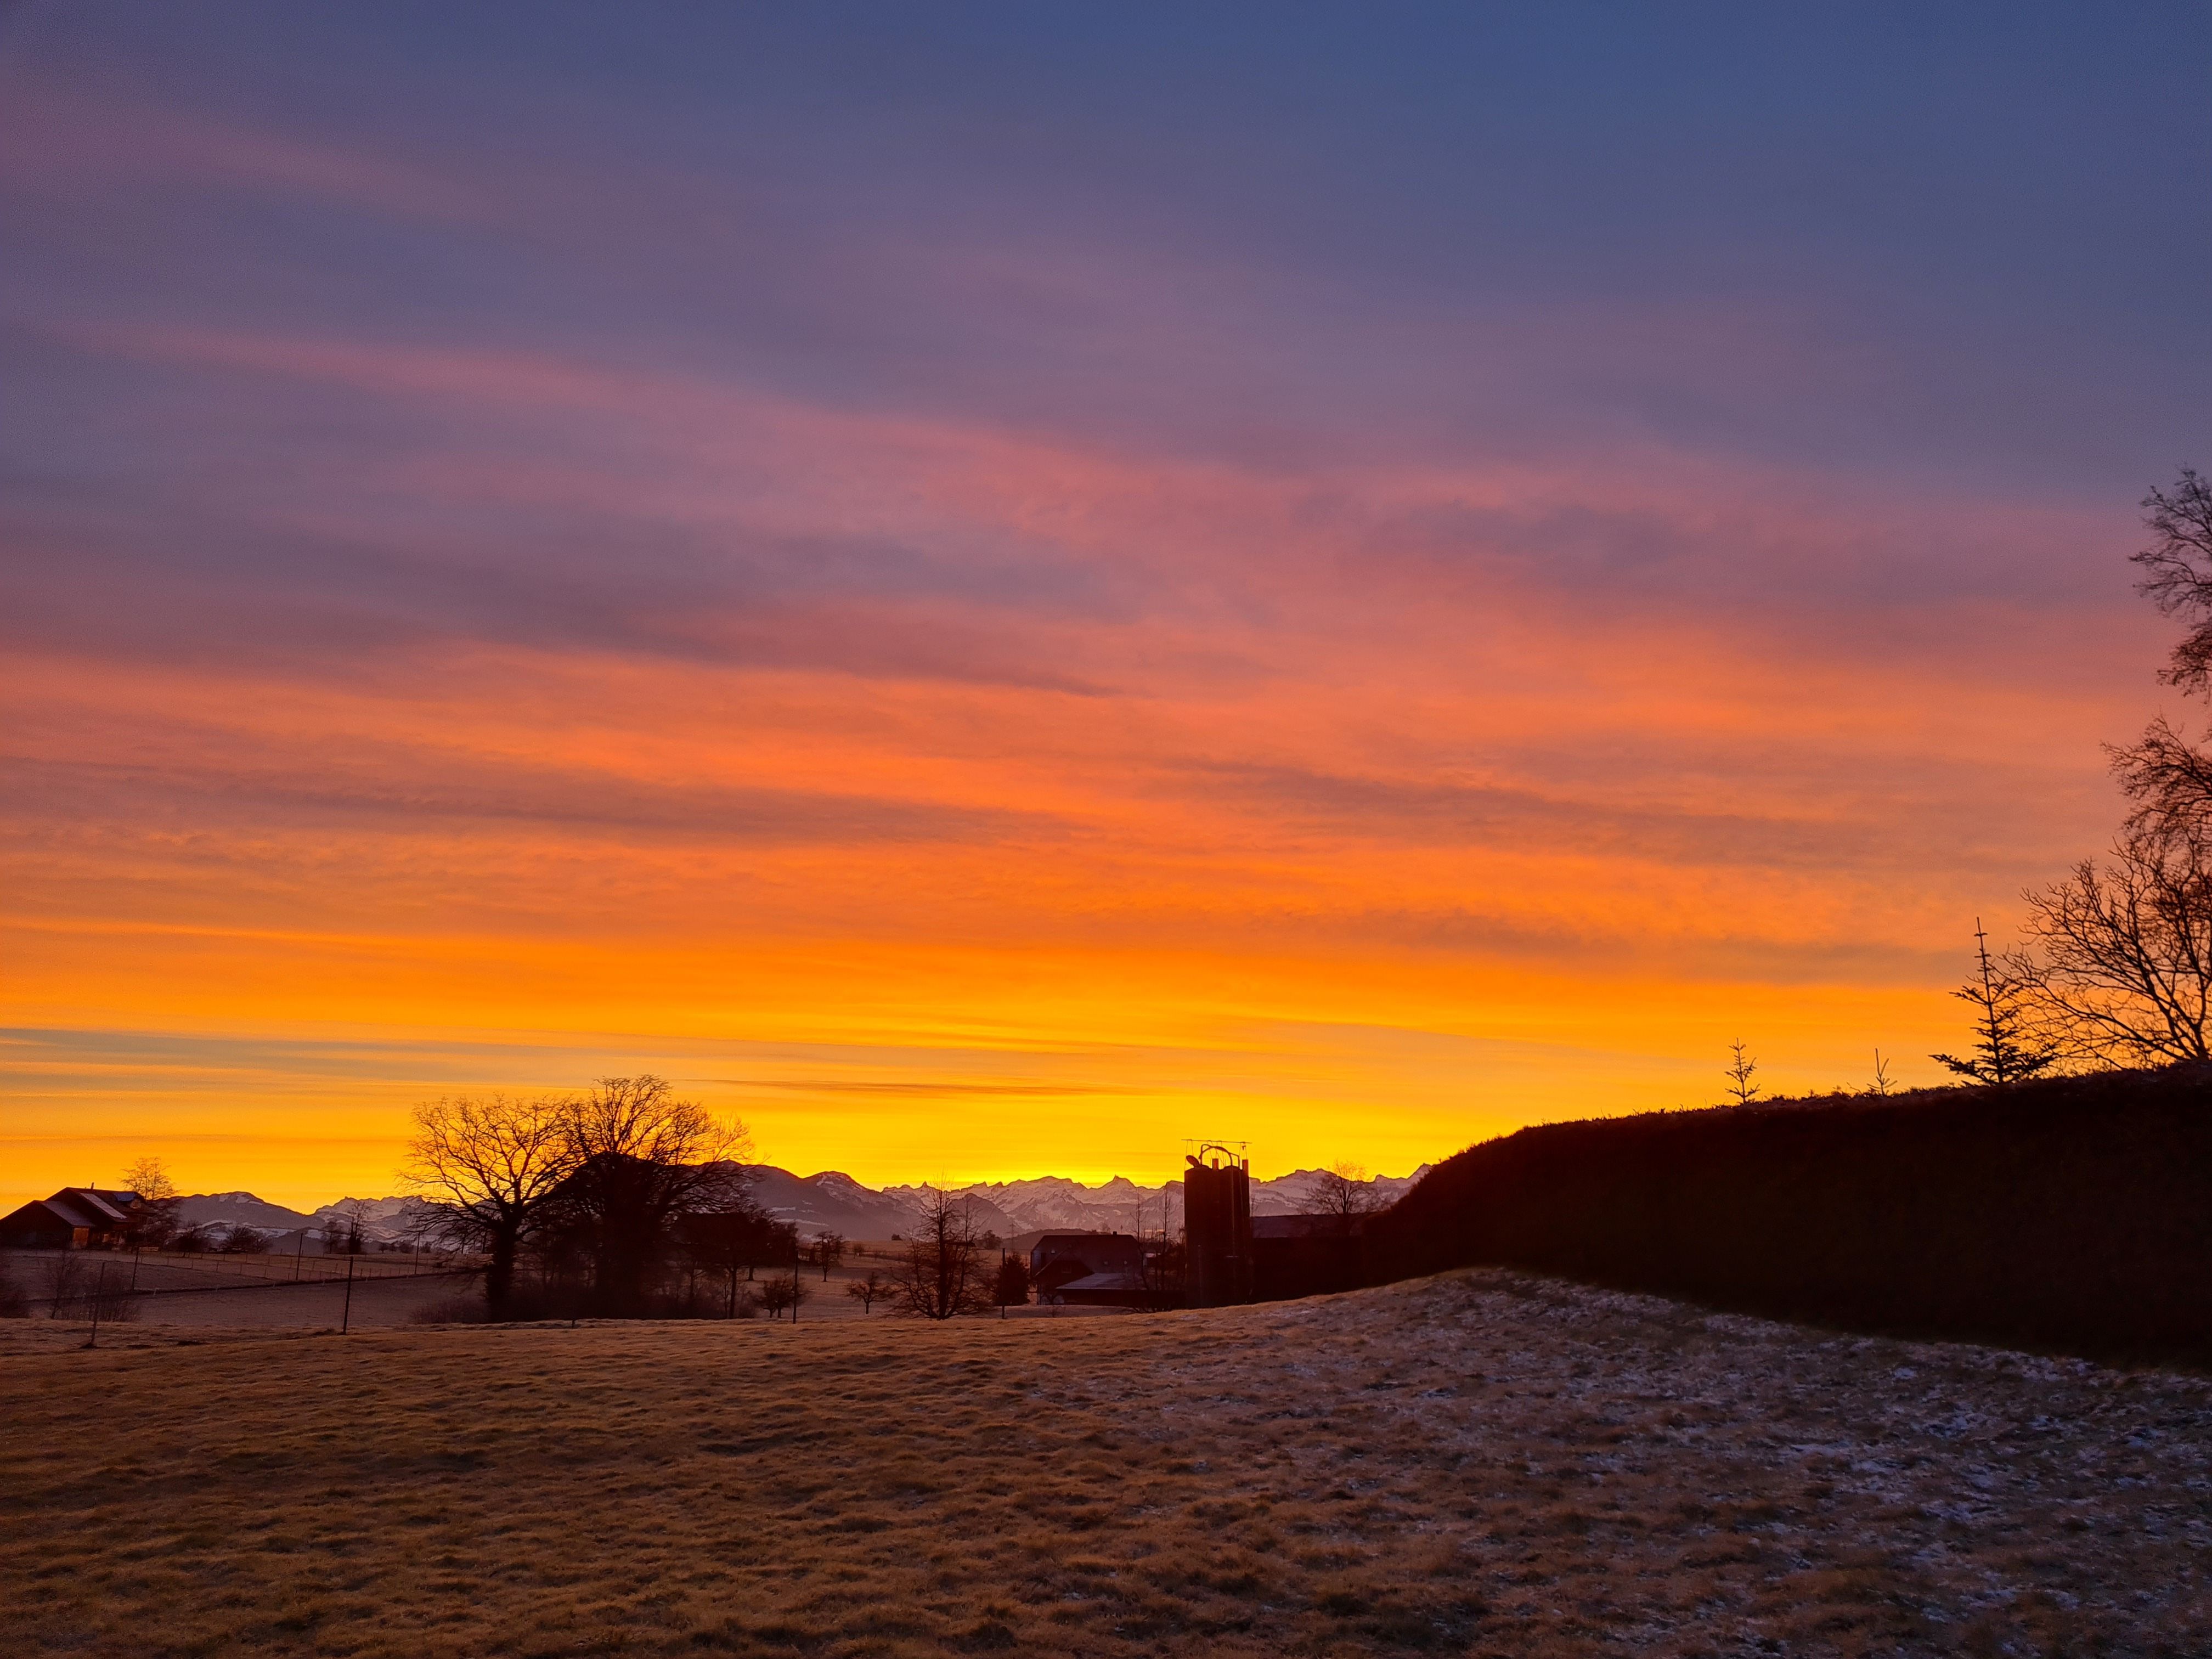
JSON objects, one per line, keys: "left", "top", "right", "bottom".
{"left": 402, "top": 1082, "right": 1058, "bottom": 1323}
{"left": 404, "top": 1075, "right": 788, "bottom": 1319}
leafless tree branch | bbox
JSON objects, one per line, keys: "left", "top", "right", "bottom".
{"left": 2015, "top": 827, "right": 2212, "bottom": 1067}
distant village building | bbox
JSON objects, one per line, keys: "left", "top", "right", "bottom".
{"left": 1025, "top": 1151, "right": 1381, "bottom": 1310}
{"left": 0, "top": 1188, "right": 145, "bottom": 1250}
{"left": 1183, "top": 1149, "right": 1378, "bottom": 1305}
{"left": 1029, "top": 1231, "right": 1150, "bottom": 1306}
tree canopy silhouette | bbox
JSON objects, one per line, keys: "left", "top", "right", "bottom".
{"left": 403, "top": 1092, "right": 578, "bottom": 1317}
{"left": 546, "top": 1075, "right": 752, "bottom": 1315}
{"left": 1983, "top": 470, "right": 2212, "bottom": 1071}
{"left": 893, "top": 1188, "right": 993, "bottom": 1319}
{"left": 2129, "top": 466, "right": 2212, "bottom": 697}
{"left": 2015, "top": 830, "right": 2212, "bottom": 1066}
{"left": 1311, "top": 1160, "right": 1384, "bottom": 1237}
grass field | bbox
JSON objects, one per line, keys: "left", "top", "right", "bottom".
{"left": 0, "top": 1244, "right": 1000, "bottom": 1329}
{"left": 4, "top": 1270, "right": 2208, "bottom": 1658}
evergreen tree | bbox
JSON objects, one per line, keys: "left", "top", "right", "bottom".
{"left": 1931, "top": 921, "right": 2059, "bottom": 1084}
{"left": 1722, "top": 1041, "right": 1761, "bottom": 1107}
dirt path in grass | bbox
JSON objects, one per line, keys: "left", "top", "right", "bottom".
{"left": 3, "top": 1269, "right": 2207, "bottom": 1657}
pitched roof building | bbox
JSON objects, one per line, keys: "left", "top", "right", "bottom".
{"left": 0, "top": 1188, "right": 145, "bottom": 1250}
{"left": 1029, "top": 1231, "right": 1152, "bottom": 1306}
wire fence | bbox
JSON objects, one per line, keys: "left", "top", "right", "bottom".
{"left": 2, "top": 1245, "right": 482, "bottom": 1319}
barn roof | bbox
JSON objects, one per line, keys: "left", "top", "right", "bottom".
{"left": 1052, "top": 1271, "right": 1146, "bottom": 1293}
{"left": 42, "top": 1188, "right": 140, "bottom": 1228}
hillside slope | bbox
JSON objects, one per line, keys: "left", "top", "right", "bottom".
{"left": 1373, "top": 1067, "right": 2212, "bottom": 1363}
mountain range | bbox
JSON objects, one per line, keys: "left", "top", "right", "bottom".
{"left": 175, "top": 1166, "right": 1430, "bottom": 1244}
{"left": 172, "top": 1192, "right": 445, "bottom": 1240}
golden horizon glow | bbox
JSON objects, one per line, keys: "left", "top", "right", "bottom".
{"left": 2, "top": 433, "right": 2149, "bottom": 1209}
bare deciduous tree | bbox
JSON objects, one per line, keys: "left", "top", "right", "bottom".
{"left": 1310, "top": 1160, "right": 1384, "bottom": 1237}
{"left": 2129, "top": 467, "right": 2212, "bottom": 696}
{"left": 2089, "top": 471, "right": 2212, "bottom": 843}
{"left": 41, "top": 1251, "right": 85, "bottom": 1318}
{"left": 118, "top": 1156, "right": 180, "bottom": 1249}
{"left": 757, "top": 1274, "right": 808, "bottom": 1320}
{"left": 2013, "top": 826, "right": 2212, "bottom": 1066}
{"left": 845, "top": 1268, "right": 891, "bottom": 1313}
{"left": 2108, "top": 715, "right": 2212, "bottom": 840}
{"left": 1983, "top": 467, "right": 2212, "bottom": 1074}
{"left": 680, "top": 1203, "right": 785, "bottom": 1313}
{"left": 812, "top": 1231, "right": 846, "bottom": 1280}
{"left": 323, "top": 1201, "right": 373, "bottom": 1256}
{"left": 37, "top": 1254, "right": 136, "bottom": 1324}
{"left": 563, "top": 1075, "right": 749, "bottom": 1173}
{"left": 549, "top": 1076, "right": 753, "bottom": 1315}
{"left": 402, "top": 1092, "right": 578, "bottom": 1318}
{"left": 1932, "top": 920, "right": 2061, "bottom": 1085}
{"left": 893, "top": 1189, "right": 992, "bottom": 1319}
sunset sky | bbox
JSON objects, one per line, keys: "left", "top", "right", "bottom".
{"left": 5, "top": 4, "right": 2209, "bottom": 1210}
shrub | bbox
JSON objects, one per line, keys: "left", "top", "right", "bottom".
{"left": 23, "top": 1253, "right": 138, "bottom": 1320}
{"left": 89, "top": 1280, "right": 139, "bottom": 1323}
{"left": 38, "top": 1251, "right": 85, "bottom": 1316}
{"left": 407, "top": 1295, "right": 488, "bottom": 1325}
{"left": 757, "top": 1276, "right": 808, "bottom": 1319}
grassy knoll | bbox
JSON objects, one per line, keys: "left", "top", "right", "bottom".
{"left": 5, "top": 1271, "right": 2209, "bottom": 1657}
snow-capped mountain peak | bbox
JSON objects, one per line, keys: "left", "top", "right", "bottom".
{"left": 165, "top": 1164, "right": 1427, "bottom": 1245}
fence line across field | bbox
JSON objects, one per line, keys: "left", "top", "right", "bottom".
{"left": 37, "top": 1248, "right": 466, "bottom": 1286}
{"left": 5, "top": 1246, "right": 481, "bottom": 1312}
{"left": 144, "top": 1250, "right": 457, "bottom": 1282}
{"left": 121, "top": 1265, "right": 482, "bottom": 1300}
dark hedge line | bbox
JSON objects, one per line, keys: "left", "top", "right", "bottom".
{"left": 1366, "top": 1068, "right": 2212, "bottom": 1365}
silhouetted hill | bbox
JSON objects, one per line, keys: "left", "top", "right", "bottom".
{"left": 1369, "top": 1068, "right": 2212, "bottom": 1365}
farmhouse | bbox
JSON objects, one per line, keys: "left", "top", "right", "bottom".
{"left": 0, "top": 1187, "right": 145, "bottom": 1250}
{"left": 1184, "top": 1148, "right": 1371, "bottom": 1305}
{"left": 1029, "top": 1231, "right": 1150, "bottom": 1306}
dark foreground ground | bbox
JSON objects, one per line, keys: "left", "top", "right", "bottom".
{"left": 3, "top": 1269, "right": 2207, "bottom": 1658}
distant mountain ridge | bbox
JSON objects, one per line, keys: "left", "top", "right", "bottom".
{"left": 174, "top": 1166, "right": 1430, "bottom": 1243}
{"left": 172, "top": 1192, "right": 444, "bottom": 1242}
{"left": 174, "top": 1192, "right": 315, "bottom": 1230}
{"left": 873, "top": 1169, "right": 1432, "bottom": 1237}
